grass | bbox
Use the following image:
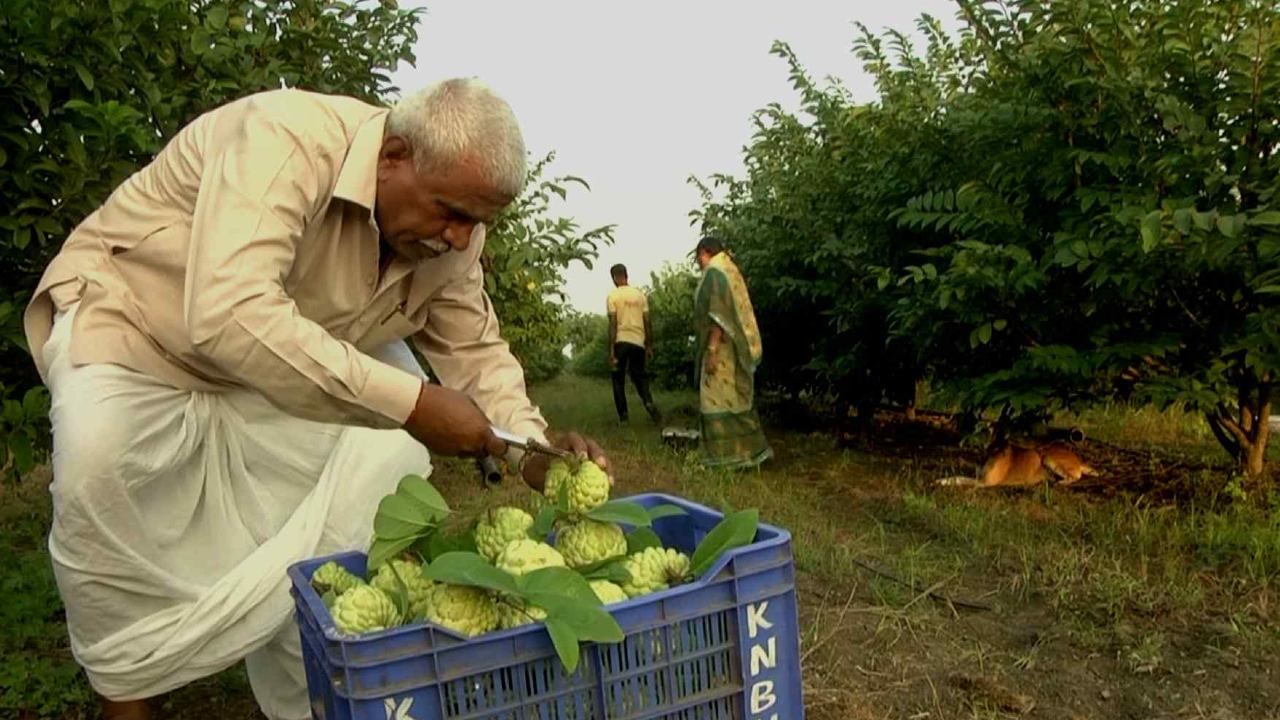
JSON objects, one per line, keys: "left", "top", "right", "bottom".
{"left": 3, "top": 374, "right": 1279, "bottom": 719}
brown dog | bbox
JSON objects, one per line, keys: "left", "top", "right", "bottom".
{"left": 937, "top": 439, "right": 1098, "bottom": 488}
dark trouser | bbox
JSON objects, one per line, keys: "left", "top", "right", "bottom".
{"left": 612, "top": 342, "right": 659, "bottom": 421}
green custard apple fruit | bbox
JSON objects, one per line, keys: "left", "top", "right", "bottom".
{"left": 495, "top": 538, "right": 566, "bottom": 576}
{"left": 331, "top": 585, "right": 403, "bottom": 635}
{"left": 420, "top": 584, "right": 500, "bottom": 637}
{"left": 620, "top": 547, "right": 693, "bottom": 598}
{"left": 542, "top": 459, "right": 610, "bottom": 515}
{"left": 474, "top": 507, "right": 535, "bottom": 562}
{"left": 497, "top": 600, "right": 548, "bottom": 630}
{"left": 589, "top": 579, "right": 629, "bottom": 605}
{"left": 662, "top": 548, "right": 692, "bottom": 582}
{"left": 311, "top": 560, "right": 364, "bottom": 596}
{"left": 370, "top": 558, "right": 433, "bottom": 618}
{"left": 556, "top": 519, "right": 626, "bottom": 568}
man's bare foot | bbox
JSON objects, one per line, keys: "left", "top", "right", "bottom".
{"left": 102, "top": 697, "right": 150, "bottom": 720}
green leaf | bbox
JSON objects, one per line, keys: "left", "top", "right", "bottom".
{"left": 517, "top": 567, "right": 601, "bottom": 608}
{"left": 581, "top": 560, "right": 632, "bottom": 585}
{"left": 544, "top": 617, "right": 581, "bottom": 674}
{"left": 205, "top": 5, "right": 229, "bottom": 29}
{"left": 556, "top": 477, "right": 570, "bottom": 513}
{"left": 1172, "top": 208, "right": 1192, "bottom": 235}
{"left": 626, "top": 527, "right": 663, "bottom": 553}
{"left": 529, "top": 505, "right": 559, "bottom": 540}
{"left": 9, "top": 436, "right": 34, "bottom": 475}
{"left": 1140, "top": 210, "right": 1162, "bottom": 251}
{"left": 424, "top": 552, "right": 518, "bottom": 595}
{"left": 586, "top": 500, "right": 652, "bottom": 527}
{"left": 21, "top": 387, "right": 47, "bottom": 417}
{"left": 1217, "top": 214, "right": 1245, "bottom": 239}
{"left": 367, "top": 535, "right": 416, "bottom": 571}
{"left": 396, "top": 474, "right": 449, "bottom": 521}
{"left": 72, "top": 63, "right": 94, "bottom": 92}
{"left": 423, "top": 529, "right": 478, "bottom": 561}
{"left": 1249, "top": 211, "right": 1280, "bottom": 227}
{"left": 385, "top": 561, "right": 411, "bottom": 619}
{"left": 646, "top": 504, "right": 687, "bottom": 521}
{"left": 690, "top": 509, "right": 759, "bottom": 579}
{"left": 1192, "top": 210, "right": 1215, "bottom": 231}
{"left": 373, "top": 494, "right": 431, "bottom": 539}
{"left": 547, "top": 601, "right": 624, "bottom": 643}
{"left": 977, "top": 323, "right": 993, "bottom": 344}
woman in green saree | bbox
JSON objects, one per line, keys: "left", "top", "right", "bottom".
{"left": 693, "top": 236, "right": 773, "bottom": 469}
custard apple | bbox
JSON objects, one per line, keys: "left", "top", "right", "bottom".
{"left": 556, "top": 520, "right": 626, "bottom": 568}
{"left": 421, "top": 584, "right": 499, "bottom": 637}
{"left": 620, "top": 547, "right": 692, "bottom": 598}
{"left": 495, "top": 538, "right": 566, "bottom": 576}
{"left": 370, "top": 558, "right": 433, "bottom": 618}
{"left": 663, "top": 548, "right": 692, "bottom": 581}
{"left": 331, "top": 585, "right": 403, "bottom": 635}
{"left": 589, "top": 579, "right": 629, "bottom": 605}
{"left": 543, "top": 460, "right": 573, "bottom": 502}
{"left": 474, "top": 507, "right": 535, "bottom": 562}
{"left": 311, "top": 560, "right": 364, "bottom": 596}
{"left": 543, "top": 459, "right": 610, "bottom": 515}
{"left": 497, "top": 600, "right": 548, "bottom": 630}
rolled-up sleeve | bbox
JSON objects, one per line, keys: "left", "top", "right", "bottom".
{"left": 413, "top": 246, "right": 549, "bottom": 465}
{"left": 183, "top": 98, "right": 422, "bottom": 428}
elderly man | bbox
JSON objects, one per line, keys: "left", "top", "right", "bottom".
{"left": 23, "top": 79, "right": 608, "bottom": 720}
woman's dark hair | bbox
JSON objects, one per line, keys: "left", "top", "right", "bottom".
{"left": 695, "top": 236, "right": 726, "bottom": 255}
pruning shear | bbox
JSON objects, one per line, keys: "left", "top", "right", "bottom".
{"left": 476, "top": 425, "right": 577, "bottom": 488}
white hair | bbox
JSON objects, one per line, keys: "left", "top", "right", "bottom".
{"left": 386, "top": 78, "right": 527, "bottom": 198}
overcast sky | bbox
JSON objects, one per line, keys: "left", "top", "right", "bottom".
{"left": 391, "top": 0, "right": 962, "bottom": 315}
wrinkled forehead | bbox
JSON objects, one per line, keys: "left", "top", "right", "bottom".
{"left": 425, "top": 159, "right": 514, "bottom": 224}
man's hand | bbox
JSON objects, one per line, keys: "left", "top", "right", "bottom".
{"left": 520, "top": 431, "right": 613, "bottom": 492}
{"left": 403, "top": 382, "right": 506, "bottom": 458}
{"left": 645, "top": 345, "right": 654, "bottom": 361}
{"left": 608, "top": 352, "right": 617, "bottom": 369}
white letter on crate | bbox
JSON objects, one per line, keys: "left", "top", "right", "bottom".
{"left": 750, "top": 636, "right": 777, "bottom": 677}
{"left": 750, "top": 680, "right": 777, "bottom": 714}
{"left": 384, "top": 697, "right": 417, "bottom": 720}
{"left": 746, "top": 601, "right": 773, "bottom": 639}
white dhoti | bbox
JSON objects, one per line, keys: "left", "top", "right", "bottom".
{"left": 42, "top": 302, "right": 433, "bottom": 719}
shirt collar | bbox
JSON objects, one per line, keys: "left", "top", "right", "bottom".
{"left": 332, "top": 109, "right": 388, "bottom": 213}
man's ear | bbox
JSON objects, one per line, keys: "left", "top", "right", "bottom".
{"left": 379, "top": 135, "right": 412, "bottom": 164}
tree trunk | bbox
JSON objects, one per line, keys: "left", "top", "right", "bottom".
{"left": 1207, "top": 376, "right": 1272, "bottom": 485}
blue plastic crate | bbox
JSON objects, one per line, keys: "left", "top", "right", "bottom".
{"left": 287, "top": 492, "right": 803, "bottom": 720}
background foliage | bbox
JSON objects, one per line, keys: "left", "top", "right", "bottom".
{"left": 0, "top": 0, "right": 605, "bottom": 480}
{"left": 693, "top": 0, "right": 1280, "bottom": 482}
{"left": 480, "top": 152, "right": 615, "bottom": 383}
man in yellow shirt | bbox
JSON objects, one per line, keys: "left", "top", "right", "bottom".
{"left": 23, "top": 79, "right": 610, "bottom": 720}
{"left": 606, "top": 264, "right": 661, "bottom": 423}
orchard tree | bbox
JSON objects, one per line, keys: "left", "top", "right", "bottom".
{"left": 480, "top": 152, "right": 615, "bottom": 382}
{"left": 695, "top": 0, "right": 1280, "bottom": 484}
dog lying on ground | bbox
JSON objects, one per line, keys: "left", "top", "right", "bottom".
{"left": 936, "top": 438, "right": 1098, "bottom": 489}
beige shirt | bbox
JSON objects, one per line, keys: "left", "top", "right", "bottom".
{"left": 606, "top": 285, "right": 648, "bottom": 347}
{"left": 24, "top": 88, "right": 548, "bottom": 458}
